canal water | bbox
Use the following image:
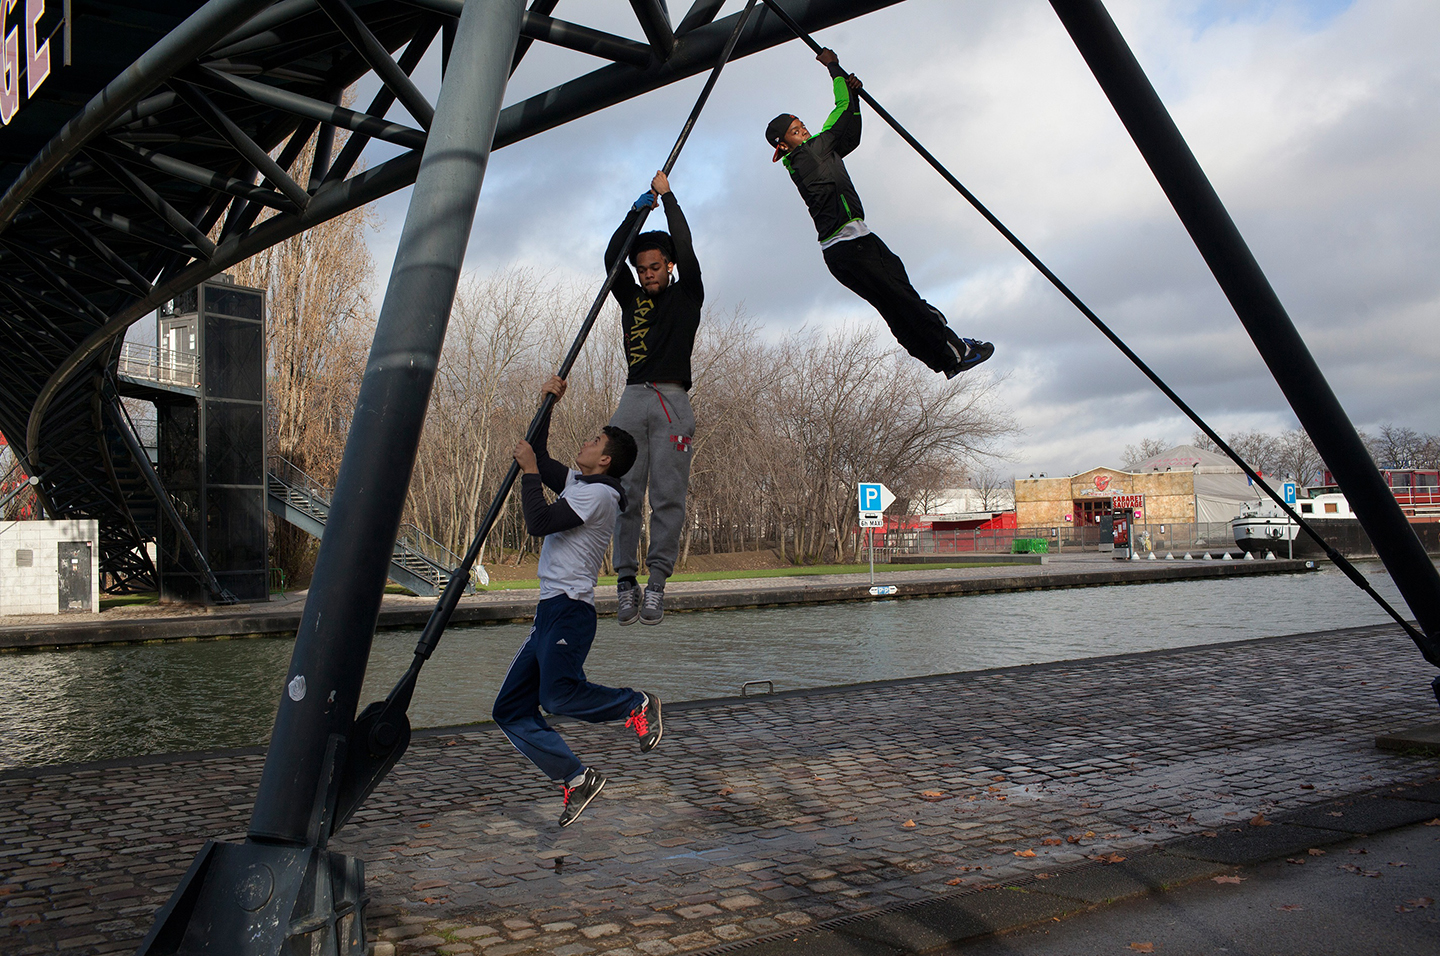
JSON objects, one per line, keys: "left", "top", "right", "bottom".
{"left": 0, "top": 562, "right": 1418, "bottom": 770}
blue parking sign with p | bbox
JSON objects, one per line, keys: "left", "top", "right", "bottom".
{"left": 859, "top": 483, "right": 882, "bottom": 511}
{"left": 1283, "top": 481, "right": 1296, "bottom": 505}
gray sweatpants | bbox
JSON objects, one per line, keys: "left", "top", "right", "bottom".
{"left": 609, "top": 383, "right": 695, "bottom": 588}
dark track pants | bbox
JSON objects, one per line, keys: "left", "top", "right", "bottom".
{"left": 823, "top": 233, "right": 959, "bottom": 373}
{"left": 492, "top": 595, "right": 644, "bottom": 781}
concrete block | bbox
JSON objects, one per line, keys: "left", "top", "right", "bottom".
{"left": 837, "top": 888, "right": 1083, "bottom": 951}
{"left": 1024, "top": 852, "right": 1226, "bottom": 903}
{"left": 1281, "top": 796, "right": 1440, "bottom": 834}
{"left": 1167, "top": 823, "right": 1346, "bottom": 865}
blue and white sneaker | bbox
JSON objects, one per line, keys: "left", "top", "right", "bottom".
{"left": 944, "top": 338, "right": 994, "bottom": 378}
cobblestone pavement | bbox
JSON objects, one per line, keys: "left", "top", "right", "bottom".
{"left": 3, "top": 624, "right": 1437, "bottom": 955}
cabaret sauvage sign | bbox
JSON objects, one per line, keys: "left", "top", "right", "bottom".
{"left": 2, "top": 0, "right": 59, "bottom": 126}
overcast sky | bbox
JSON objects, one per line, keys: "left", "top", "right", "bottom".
{"left": 353, "top": 0, "right": 1439, "bottom": 479}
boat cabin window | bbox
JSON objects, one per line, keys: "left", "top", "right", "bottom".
{"left": 1300, "top": 503, "right": 1313, "bottom": 514}
{"left": 1324, "top": 502, "right": 1338, "bottom": 513}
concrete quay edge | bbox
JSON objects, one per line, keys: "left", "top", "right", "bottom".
{"left": 689, "top": 776, "right": 1440, "bottom": 956}
{"left": 0, "top": 558, "right": 1315, "bottom": 652}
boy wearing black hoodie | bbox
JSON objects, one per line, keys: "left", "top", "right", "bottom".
{"left": 767, "top": 49, "right": 993, "bottom": 378}
{"left": 606, "top": 171, "right": 704, "bottom": 627}
{"left": 492, "top": 375, "right": 663, "bottom": 827}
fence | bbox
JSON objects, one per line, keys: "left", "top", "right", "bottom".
{"left": 866, "top": 522, "right": 1239, "bottom": 562}
{"left": 115, "top": 343, "right": 199, "bottom": 389}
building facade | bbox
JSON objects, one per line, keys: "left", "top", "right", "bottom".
{"left": 1015, "top": 468, "right": 1198, "bottom": 529}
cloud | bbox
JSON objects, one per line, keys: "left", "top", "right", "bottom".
{"left": 355, "top": 0, "right": 1440, "bottom": 478}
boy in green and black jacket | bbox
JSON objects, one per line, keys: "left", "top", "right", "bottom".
{"left": 767, "top": 49, "right": 993, "bottom": 378}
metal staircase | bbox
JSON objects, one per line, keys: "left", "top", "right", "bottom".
{"left": 266, "top": 455, "right": 472, "bottom": 598}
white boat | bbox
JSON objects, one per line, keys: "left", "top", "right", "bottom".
{"left": 1231, "top": 501, "right": 1299, "bottom": 556}
{"left": 1231, "top": 490, "right": 1356, "bottom": 556}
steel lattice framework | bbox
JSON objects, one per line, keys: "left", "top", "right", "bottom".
{"left": 0, "top": 0, "right": 899, "bottom": 591}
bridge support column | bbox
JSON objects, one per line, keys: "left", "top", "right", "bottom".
{"left": 1050, "top": 0, "right": 1440, "bottom": 677}
{"left": 137, "top": 0, "right": 526, "bottom": 951}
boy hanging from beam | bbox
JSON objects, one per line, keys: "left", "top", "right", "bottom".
{"left": 606, "top": 171, "right": 704, "bottom": 627}
{"left": 766, "top": 48, "right": 993, "bottom": 378}
{"left": 492, "top": 375, "right": 662, "bottom": 827}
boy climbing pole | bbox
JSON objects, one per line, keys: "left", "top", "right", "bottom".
{"left": 766, "top": 49, "right": 993, "bottom": 378}
{"left": 606, "top": 171, "right": 703, "bottom": 626}
{"left": 492, "top": 375, "right": 663, "bottom": 827}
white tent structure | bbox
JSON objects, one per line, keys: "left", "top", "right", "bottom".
{"left": 1134, "top": 445, "right": 1282, "bottom": 523}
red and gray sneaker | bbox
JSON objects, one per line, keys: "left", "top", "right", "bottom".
{"left": 625, "top": 693, "right": 663, "bottom": 753}
{"left": 559, "top": 768, "right": 607, "bottom": 827}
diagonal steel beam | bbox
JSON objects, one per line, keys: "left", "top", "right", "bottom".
{"left": 492, "top": 0, "right": 905, "bottom": 148}
{"left": 192, "top": 67, "right": 428, "bottom": 150}
{"left": 219, "top": 119, "right": 319, "bottom": 241}
{"left": 523, "top": 11, "right": 655, "bottom": 67}
{"left": 98, "top": 139, "right": 296, "bottom": 213}
{"left": 0, "top": 278, "right": 80, "bottom": 350}
{"left": 309, "top": 88, "right": 341, "bottom": 191}
{"left": 677, "top": 0, "right": 727, "bottom": 35}
{"left": 44, "top": 196, "right": 203, "bottom": 258}
{"left": 511, "top": 0, "right": 558, "bottom": 72}
{"left": 86, "top": 150, "right": 220, "bottom": 260}
{"left": 630, "top": 0, "right": 677, "bottom": 59}
{"left": 410, "top": 0, "right": 653, "bottom": 67}
{"left": 316, "top": 0, "right": 436, "bottom": 129}
{"left": 322, "top": 21, "right": 439, "bottom": 187}
{"left": 171, "top": 80, "right": 314, "bottom": 211}
{"left": 36, "top": 205, "right": 156, "bottom": 295}
{"left": 4, "top": 245, "right": 112, "bottom": 324}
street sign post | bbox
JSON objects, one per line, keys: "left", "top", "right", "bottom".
{"left": 1282, "top": 481, "right": 1297, "bottom": 558}
{"left": 858, "top": 483, "right": 894, "bottom": 588}
{"left": 858, "top": 482, "right": 895, "bottom": 513}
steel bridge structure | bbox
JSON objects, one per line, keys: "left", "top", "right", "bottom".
{"left": 2, "top": 1, "right": 1437, "bottom": 953}
{"left": 0, "top": 0, "right": 902, "bottom": 595}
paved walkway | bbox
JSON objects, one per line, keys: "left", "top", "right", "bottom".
{"left": 947, "top": 820, "right": 1440, "bottom": 956}
{"left": 0, "top": 553, "right": 1311, "bottom": 649}
{"left": 2, "top": 623, "right": 1435, "bottom": 955}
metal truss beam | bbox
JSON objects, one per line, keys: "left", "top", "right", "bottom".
{"left": 630, "top": 0, "right": 677, "bottom": 59}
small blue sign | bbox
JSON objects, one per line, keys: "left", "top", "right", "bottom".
{"left": 1283, "top": 481, "right": 1297, "bottom": 505}
{"left": 859, "top": 483, "right": 883, "bottom": 512}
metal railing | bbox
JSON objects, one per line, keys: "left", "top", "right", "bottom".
{"left": 396, "top": 523, "right": 467, "bottom": 580}
{"left": 871, "top": 522, "right": 1242, "bottom": 561}
{"left": 267, "top": 455, "right": 331, "bottom": 519}
{"left": 266, "top": 454, "right": 474, "bottom": 594}
{"left": 115, "top": 342, "right": 199, "bottom": 389}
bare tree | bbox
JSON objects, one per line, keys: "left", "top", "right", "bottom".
{"left": 223, "top": 118, "right": 378, "bottom": 582}
{"left": 968, "top": 468, "right": 1014, "bottom": 512}
{"left": 1190, "top": 430, "right": 1220, "bottom": 454}
{"left": 1367, "top": 424, "right": 1429, "bottom": 469}
{"left": 1275, "top": 429, "right": 1323, "bottom": 485}
{"left": 1121, "top": 438, "right": 1171, "bottom": 470}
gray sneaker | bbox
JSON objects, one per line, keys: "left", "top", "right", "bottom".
{"left": 639, "top": 586, "right": 665, "bottom": 625}
{"left": 617, "top": 581, "right": 641, "bottom": 626}
{"left": 559, "top": 768, "right": 606, "bottom": 827}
